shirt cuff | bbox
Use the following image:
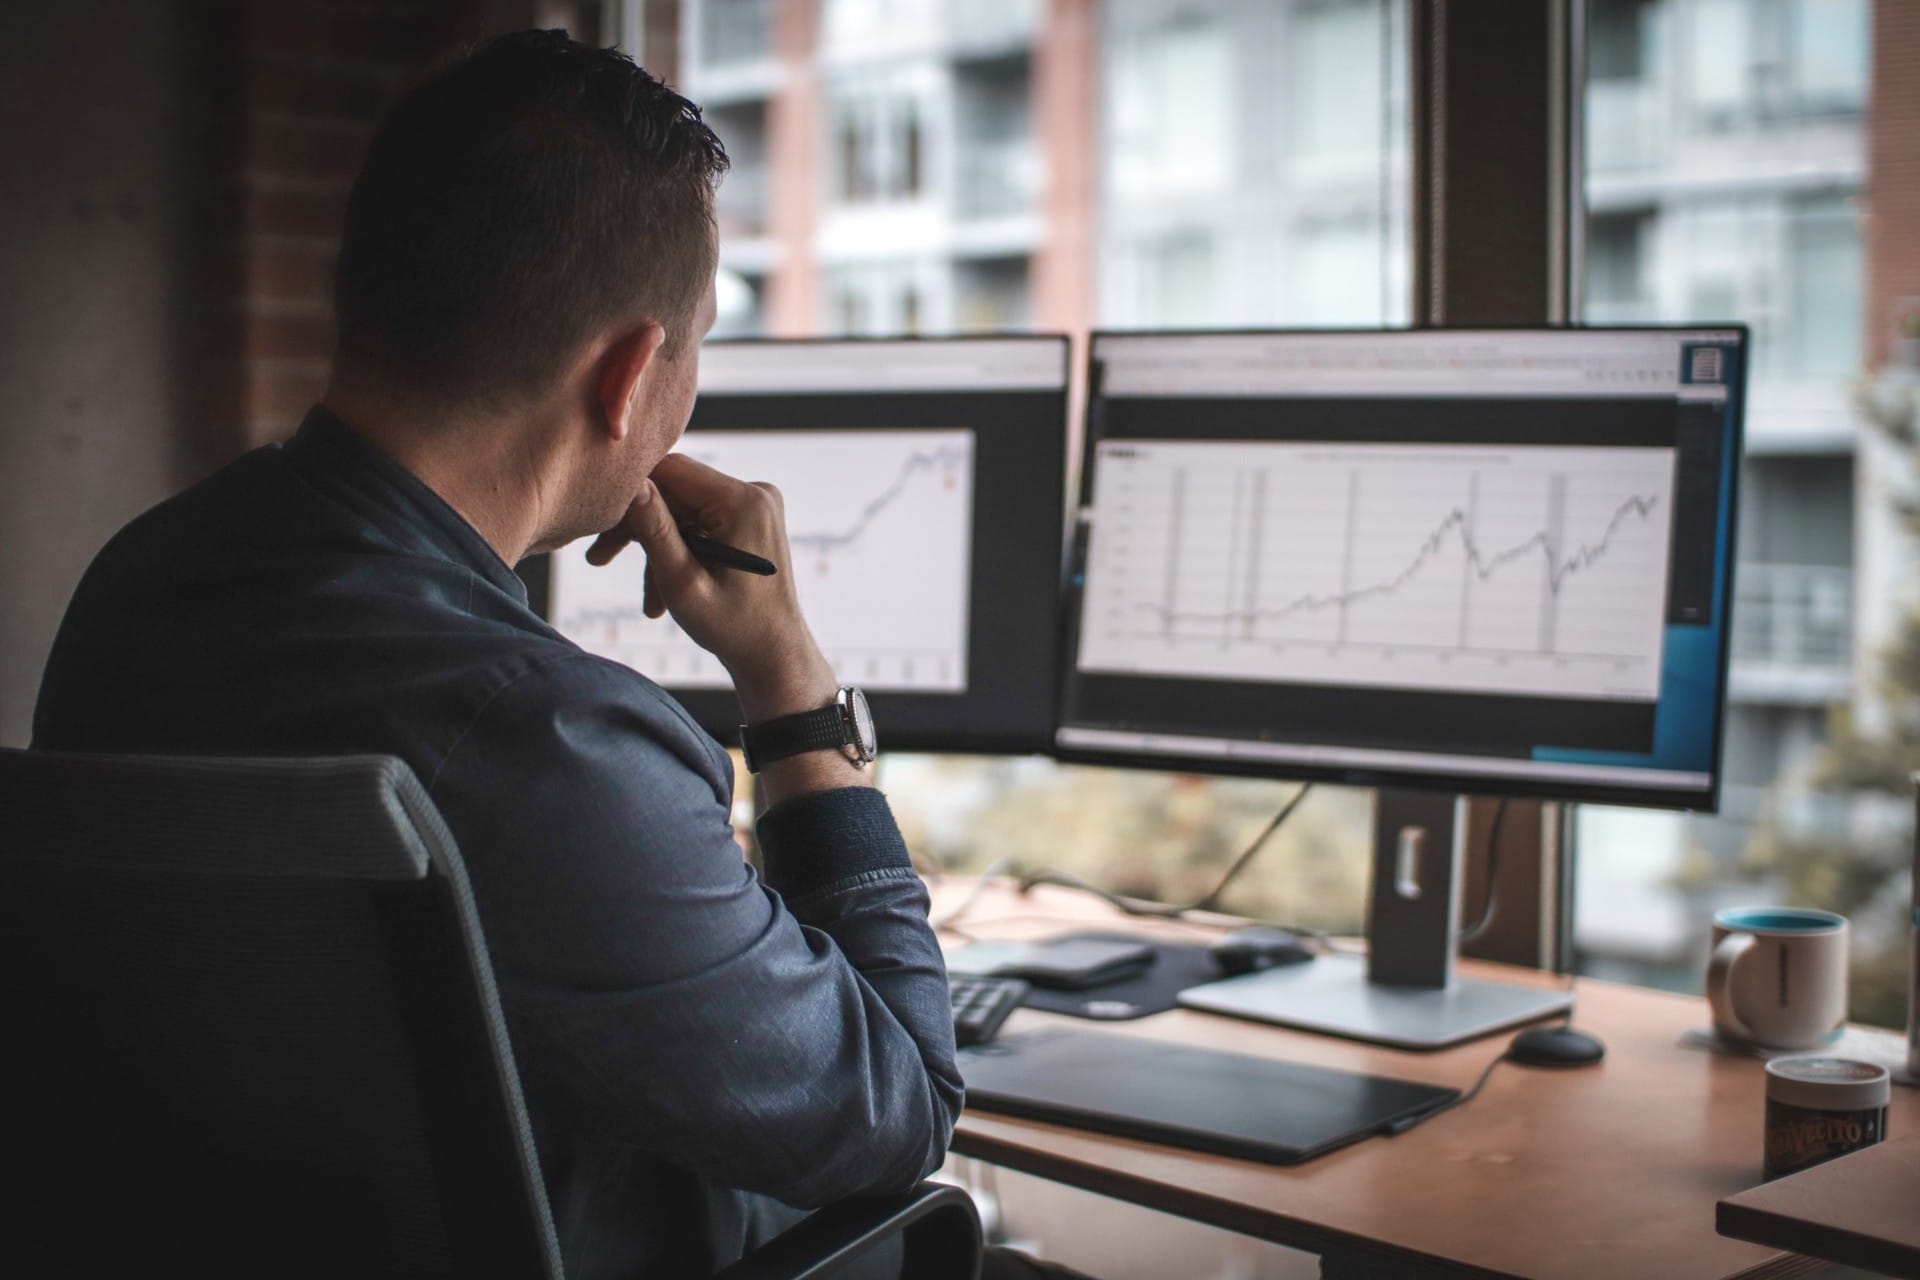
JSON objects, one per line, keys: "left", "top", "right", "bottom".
{"left": 756, "top": 786, "right": 912, "bottom": 901}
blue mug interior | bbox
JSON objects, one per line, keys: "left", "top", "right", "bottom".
{"left": 1716, "top": 907, "right": 1842, "bottom": 933}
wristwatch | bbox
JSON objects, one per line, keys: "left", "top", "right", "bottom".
{"left": 740, "top": 686, "right": 878, "bottom": 773}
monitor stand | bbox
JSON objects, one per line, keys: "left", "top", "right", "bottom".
{"left": 1178, "top": 788, "right": 1572, "bottom": 1050}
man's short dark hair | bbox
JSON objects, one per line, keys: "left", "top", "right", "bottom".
{"left": 334, "top": 29, "right": 729, "bottom": 409}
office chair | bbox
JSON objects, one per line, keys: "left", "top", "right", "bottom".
{"left": 0, "top": 749, "right": 981, "bottom": 1280}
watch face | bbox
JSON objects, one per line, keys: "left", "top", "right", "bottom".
{"left": 845, "top": 687, "right": 878, "bottom": 758}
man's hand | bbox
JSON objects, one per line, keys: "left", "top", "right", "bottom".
{"left": 586, "top": 454, "right": 837, "bottom": 729}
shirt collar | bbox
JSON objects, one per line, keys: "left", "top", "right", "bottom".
{"left": 283, "top": 404, "right": 530, "bottom": 606}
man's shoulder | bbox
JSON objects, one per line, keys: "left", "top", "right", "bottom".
{"left": 69, "top": 446, "right": 340, "bottom": 622}
{"left": 462, "top": 643, "right": 734, "bottom": 783}
{"left": 120, "top": 444, "right": 294, "bottom": 541}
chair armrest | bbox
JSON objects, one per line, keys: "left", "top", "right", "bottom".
{"left": 713, "top": 1181, "right": 983, "bottom": 1280}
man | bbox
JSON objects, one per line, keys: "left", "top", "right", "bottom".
{"left": 35, "top": 29, "right": 1082, "bottom": 1280}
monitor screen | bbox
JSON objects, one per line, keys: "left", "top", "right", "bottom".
{"left": 546, "top": 336, "right": 1071, "bottom": 753}
{"left": 1056, "top": 327, "right": 1747, "bottom": 810}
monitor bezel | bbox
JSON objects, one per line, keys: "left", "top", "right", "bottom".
{"left": 1053, "top": 323, "right": 1749, "bottom": 813}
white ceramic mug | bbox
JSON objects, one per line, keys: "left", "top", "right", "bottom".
{"left": 1707, "top": 907, "right": 1848, "bottom": 1050}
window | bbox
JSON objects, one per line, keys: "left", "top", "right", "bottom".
{"left": 1788, "top": 0, "right": 1868, "bottom": 116}
{"left": 1590, "top": 0, "right": 1657, "bottom": 81}
{"left": 712, "top": 268, "right": 764, "bottom": 338}
{"left": 1586, "top": 0, "right": 1668, "bottom": 173}
{"left": 954, "top": 62, "right": 1035, "bottom": 220}
{"left": 1101, "top": 0, "right": 1409, "bottom": 330}
{"left": 709, "top": 104, "right": 769, "bottom": 239}
{"left": 1291, "top": 216, "right": 1386, "bottom": 325}
{"left": 1686, "top": 0, "right": 1753, "bottom": 126}
{"left": 1111, "top": 230, "right": 1220, "bottom": 328}
{"left": 826, "top": 260, "right": 938, "bottom": 336}
{"left": 1584, "top": 209, "right": 1653, "bottom": 319}
{"left": 1576, "top": 0, "right": 1903, "bottom": 1030}
{"left": 822, "top": 0, "right": 944, "bottom": 56}
{"left": 1107, "top": 15, "right": 1237, "bottom": 202}
{"left": 1674, "top": 0, "right": 1868, "bottom": 130}
{"left": 696, "top": 0, "right": 773, "bottom": 67}
{"left": 670, "top": 1, "right": 1914, "bottom": 1019}
{"left": 1289, "top": 1, "right": 1388, "bottom": 161}
{"left": 830, "top": 87, "right": 928, "bottom": 205}
{"left": 1786, "top": 195, "right": 1864, "bottom": 378}
{"left": 954, "top": 257, "right": 1030, "bottom": 331}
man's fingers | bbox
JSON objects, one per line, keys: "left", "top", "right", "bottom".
{"left": 585, "top": 527, "right": 630, "bottom": 566}
{"left": 651, "top": 452, "right": 759, "bottom": 525}
{"left": 643, "top": 562, "right": 664, "bottom": 619}
{"left": 624, "top": 479, "right": 695, "bottom": 584}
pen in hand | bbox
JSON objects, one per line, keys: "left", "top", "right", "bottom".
{"left": 679, "top": 527, "right": 778, "bottom": 576}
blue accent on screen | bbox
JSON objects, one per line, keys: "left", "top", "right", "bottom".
{"left": 1535, "top": 341, "right": 1742, "bottom": 778}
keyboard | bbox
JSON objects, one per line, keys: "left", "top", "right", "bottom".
{"left": 950, "top": 974, "right": 1030, "bottom": 1048}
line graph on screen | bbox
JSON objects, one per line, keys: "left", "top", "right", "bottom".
{"left": 1076, "top": 440, "right": 1676, "bottom": 701}
{"left": 552, "top": 429, "right": 975, "bottom": 692}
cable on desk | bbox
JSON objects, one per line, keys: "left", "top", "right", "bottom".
{"left": 1010, "top": 867, "right": 1190, "bottom": 920}
{"left": 1457, "top": 796, "right": 1509, "bottom": 944}
{"left": 1385, "top": 1043, "right": 1511, "bottom": 1136}
{"left": 929, "top": 855, "right": 1019, "bottom": 930}
{"left": 1000, "top": 870, "right": 1327, "bottom": 950}
{"left": 1186, "top": 783, "right": 1315, "bottom": 913}
{"left": 934, "top": 786, "right": 1320, "bottom": 939}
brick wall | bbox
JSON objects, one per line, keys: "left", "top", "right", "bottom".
{"left": 218, "top": 1, "right": 604, "bottom": 446}
{"left": 1868, "top": 0, "right": 1920, "bottom": 369}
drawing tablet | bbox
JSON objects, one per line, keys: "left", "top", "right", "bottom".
{"left": 960, "top": 1028, "right": 1458, "bottom": 1165}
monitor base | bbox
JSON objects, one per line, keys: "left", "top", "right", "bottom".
{"left": 1178, "top": 952, "right": 1573, "bottom": 1051}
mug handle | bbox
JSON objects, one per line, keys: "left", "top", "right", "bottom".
{"left": 1708, "top": 931, "right": 1757, "bottom": 1041}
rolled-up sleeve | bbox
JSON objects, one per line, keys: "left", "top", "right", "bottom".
{"left": 427, "top": 652, "right": 962, "bottom": 1209}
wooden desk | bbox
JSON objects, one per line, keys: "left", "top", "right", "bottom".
{"left": 936, "top": 880, "right": 1919, "bottom": 1280}
{"left": 1718, "top": 1133, "right": 1920, "bottom": 1278}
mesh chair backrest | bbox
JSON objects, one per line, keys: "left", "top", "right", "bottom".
{"left": 0, "top": 751, "right": 562, "bottom": 1280}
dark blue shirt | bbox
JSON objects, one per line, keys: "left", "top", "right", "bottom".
{"left": 32, "top": 408, "right": 963, "bottom": 1278}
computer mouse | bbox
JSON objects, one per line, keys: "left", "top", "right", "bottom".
{"left": 1210, "top": 926, "right": 1314, "bottom": 975}
{"left": 1507, "top": 1024, "right": 1605, "bottom": 1067}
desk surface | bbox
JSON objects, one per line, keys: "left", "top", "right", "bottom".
{"left": 1718, "top": 1132, "right": 1920, "bottom": 1278}
{"left": 936, "top": 880, "right": 1918, "bottom": 1280}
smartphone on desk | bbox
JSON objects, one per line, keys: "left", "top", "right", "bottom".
{"left": 949, "top": 937, "right": 1156, "bottom": 991}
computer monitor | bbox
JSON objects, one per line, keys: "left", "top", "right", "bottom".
{"left": 1056, "top": 327, "right": 1747, "bottom": 1048}
{"left": 545, "top": 335, "right": 1071, "bottom": 754}
{"left": 1058, "top": 326, "right": 1747, "bottom": 812}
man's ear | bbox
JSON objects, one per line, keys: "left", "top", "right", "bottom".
{"left": 596, "top": 322, "right": 668, "bottom": 442}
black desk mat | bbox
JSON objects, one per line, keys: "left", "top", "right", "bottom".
{"left": 1016, "top": 931, "right": 1223, "bottom": 1021}
{"left": 960, "top": 1027, "right": 1458, "bottom": 1164}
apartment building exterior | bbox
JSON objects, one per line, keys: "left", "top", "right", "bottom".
{"left": 673, "top": 0, "right": 1406, "bottom": 336}
{"left": 677, "top": 0, "right": 1077, "bottom": 338}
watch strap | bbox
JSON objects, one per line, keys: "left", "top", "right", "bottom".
{"left": 740, "top": 704, "right": 851, "bottom": 773}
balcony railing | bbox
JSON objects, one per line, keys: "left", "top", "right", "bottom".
{"left": 1583, "top": 298, "right": 1659, "bottom": 325}
{"left": 698, "top": 0, "right": 774, "bottom": 68}
{"left": 1729, "top": 562, "right": 1851, "bottom": 702}
{"left": 948, "top": 0, "right": 1040, "bottom": 54}
{"left": 1587, "top": 79, "right": 1667, "bottom": 173}
{"left": 820, "top": 0, "right": 1036, "bottom": 58}
{"left": 955, "top": 140, "right": 1038, "bottom": 219}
